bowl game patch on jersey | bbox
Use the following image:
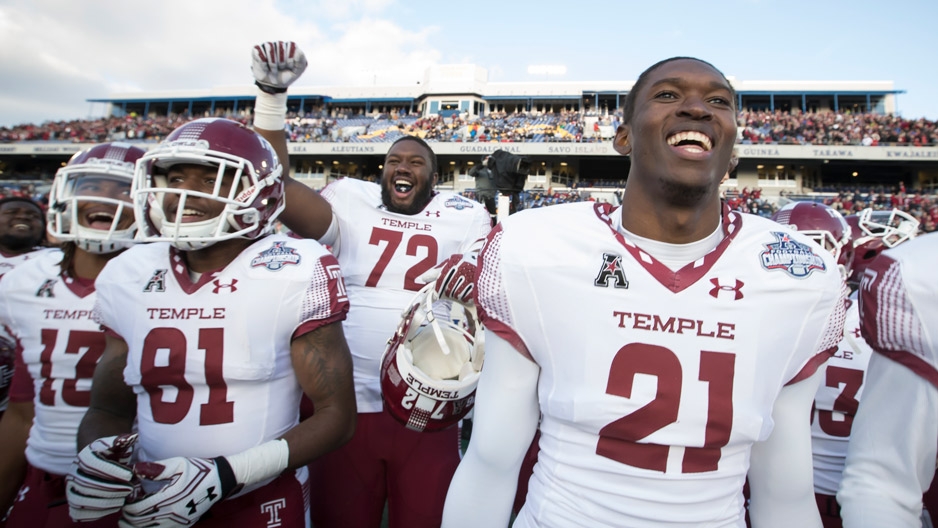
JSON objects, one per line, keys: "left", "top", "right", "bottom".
{"left": 760, "top": 231, "right": 827, "bottom": 278}
{"left": 250, "top": 241, "right": 301, "bottom": 271}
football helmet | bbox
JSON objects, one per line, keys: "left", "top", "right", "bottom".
{"left": 380, "top": 284, "right": 484, "bottom": 432}
{"left": 844, "top": 208, "right": 919, "bottom": 284}
{"left": 854, "top": 208, "right": 919, "bottom": 248}
{"left": 48, "top": 142, "right": 144, "bottom": 254}
{"left": 772, "top": 201, "right": 853, "bottom": 278}
{"left": 133, "top": 118, "right": 284, "bottom": 250}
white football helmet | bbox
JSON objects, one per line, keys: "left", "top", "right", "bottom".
{"left": 48, "top": 142, "right": 144, "bottom": 254}
{"left": 855, "top": 208, "right": 919, "bottom": 248}
{"left": 380, "top": 284, "right": 484, "bottom": 432}
{"left": 133, "top": 118, "right": 285, "bottom": 250}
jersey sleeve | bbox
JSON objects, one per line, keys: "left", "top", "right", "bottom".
{"left": 316, "top": 180, "right": 344, "bottom": 249}
{"left": 858, "top": 253, "right": 938, "bottom": 388}
{"left": 457, "top": 206, "right": 493, "bottom": 254}
{"left": 291, "top": 252, "right": 350, "bottom": 340}
{"left": 786, "top": 279, "right": 848, "bottom": 385}
{"left": 475, "top": 224, "right": 533, "bottom": 361}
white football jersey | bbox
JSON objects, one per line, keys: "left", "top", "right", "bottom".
{"left": 811, "top": 290, "right": 873, "bottom": 495}
{"left": 0, "top": 247, "right": 41, "bottom": 278}
{"left": 0, "top": 248, "right": 104, "bottom": 475}
{"left": 319, "top": 178, "right": 491, "bottom": 412}
{"left": 0, "top": 247, "right": 42, "bottom": 413}
{"left": 476, "top": 202, "right": 846, "bottom": 527}
{"left": 93, "top": 234, "right": 349, "bottom": 462}
{"left": 838, "top": 231, "right": 938, "bottom": 527}
{"left": 858, "top": 231, "right": 938, "bottom": 383}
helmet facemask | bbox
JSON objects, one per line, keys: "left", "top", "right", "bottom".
{"left": 134, "top": 139, "right": 284, "bottom": 250}
{"left": 48, "top": 145, "right": 141, "bottom": 255}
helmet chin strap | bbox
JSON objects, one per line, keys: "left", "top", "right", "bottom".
{"left": 421, "top": 285, "right": 453, "bottom": 357}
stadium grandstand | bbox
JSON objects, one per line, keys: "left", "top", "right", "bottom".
{"left": 2, "top": 64, "right": 937, "bottom": 231}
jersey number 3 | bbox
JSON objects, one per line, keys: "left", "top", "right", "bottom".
{"left": 597, "top": 343, "right": 735, "bottom": 473}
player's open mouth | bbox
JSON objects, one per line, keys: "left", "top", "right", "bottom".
{"left": 394, "top": 179, "right": 414, "bottom": 194}
{"left": 86, "top": 211, "right": 116, "bottom": 230}
{"left": 172, "top": 208, "right": 207, "bottom": 223}
{"left": 11, "top": 222, "right": 33, "bottom": 231}
{"left": 394, "top": 178, "right": 414, "bottom": 197}
{"left": 667, "top": 131, "right": 713, "bottom": 154}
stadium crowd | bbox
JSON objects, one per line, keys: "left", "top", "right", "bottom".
{"left": 3, "top": 109, "right": 937, "bottom": 146}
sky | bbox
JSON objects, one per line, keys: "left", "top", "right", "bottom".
{"left": 1, "top": 0, "right": 936, "bottom": 128}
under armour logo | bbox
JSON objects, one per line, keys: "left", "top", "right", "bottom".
{"left": 260, "top": 498, "right": 287, "bottom": 527}
{"left": 212, "top": 279, "right": 238, "bottom": 294}
{"left": 425, "top": 210, "right": 441, "bottom": 217}
{"left": 185, "top": 486, "right": 218, "bottom": 515}
{"left": 709, "top": 278, "right": 744, "bottom": 300}
{"left": 852, "top": 327, "right": 862, "bottom": 339}
{"left": 594, "top": 253, "right": 629, "bottom": 289}
{"left": 36, "top": 279, "right": 56, "bottom": 298}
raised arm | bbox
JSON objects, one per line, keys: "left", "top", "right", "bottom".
{"left": 250, "top": 40, "right": 334, "bottom": 239}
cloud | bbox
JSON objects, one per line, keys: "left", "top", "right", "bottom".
{"left": 0, "top": 0, "right": 441, "bottom": 127}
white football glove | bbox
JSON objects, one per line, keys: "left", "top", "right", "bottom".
{"left": 119, "top": 440, "right": 289, "bottom": 527}
{"left": 66, "top": 433, "right": 139, "bottom": 522}
{"left": 251, "top": 41, "right": 308, "bottom": 94}
{"left": 119, "top": 457, "right": 237, "bottom": 527}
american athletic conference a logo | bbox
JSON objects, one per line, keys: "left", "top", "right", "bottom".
{"left": 760, "top": 231, "right": 826, "bottom": 278}
{"left": 251, "top": 242, "right": 301, "bottom": 271}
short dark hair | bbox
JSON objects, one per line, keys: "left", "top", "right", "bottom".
{"left": 622, "top": 57, "right": 737, "bottom": 124}
{"left": 388, "top": 135, "right": 438, "bottom": 176}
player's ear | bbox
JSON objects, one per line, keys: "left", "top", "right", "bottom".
{"left": 614, "top": 125, "right": 631, "bottom": 156}
{"left": 431, "top": 172, "right": 439, "bottom": 187}
{"left": 727, "top": 151, "right": 739, "bottom": 173}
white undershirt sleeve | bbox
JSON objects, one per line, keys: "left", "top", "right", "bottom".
{"left": 317, "top": 213, "right": 340, "bottom": 252}
{"left": 441, "top": 331, "right": 540, "bottom": 528}
{"left": 748, "top": 369, "right": 824, "bottom": 528}
{"left": 838, "top": 353, "right": 938, "bottom": 528}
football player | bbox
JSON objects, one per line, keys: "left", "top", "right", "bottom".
{"left": 0, "top": 196, "right": 45, "bottom": 265}
{"left": 0, "top": 143, "right": 142, "bottom": 526}
{"left": 249, "top": 41, "right": 491, "bottom": 528}
{"left": 838, "top": 231, "right": 938, "bottom": 526}
{"left": 0, "top": 196, "right": 46, "bottom": 422}
{"left": 442, "top": 57, "right": 847, "bottom": 528}
{"left": 66, "top": 118, "right": 356, "bottom": 527}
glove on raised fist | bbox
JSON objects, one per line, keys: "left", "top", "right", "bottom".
{"left": 251, "top": 41, "right": 308, "bottom": 94}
